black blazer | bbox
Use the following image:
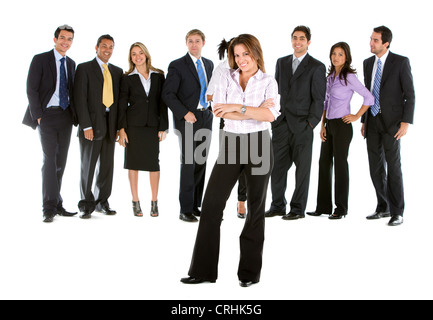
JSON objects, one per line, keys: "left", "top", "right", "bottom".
{"left": 162, "top": 53, "right": 213, "bottom": 121}
{"left": 74, "top": 59, "right": 123, "bottom": 142}
{"left": 23, "top": 50, "right": 76, "bottom": 129}
{"left": 118, "top": 72, "right": 169, "bottom": 131}
{"left": 362, "top": 52, "right": 415, "bottom": 136}
{"left": 274, "top": 53, "right": 326, "bottom": 133}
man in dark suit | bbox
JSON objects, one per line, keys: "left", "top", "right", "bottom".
{"left": 162, "top": 29, "right": 214, "bottom": 223}
{"left": 23, "top": 25, "right": 78, "bottom": 223}
{"left": 266, "top": 26, "right": 326, "bottom": 220}
{"left": 362, "top": 26, "right": 415, "bottom": 226}
{"left": 74, "top": 35, "right": 123, "bottom": 219}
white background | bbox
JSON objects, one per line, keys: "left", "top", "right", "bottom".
{"left": 1, "top": 0, "right": 432, "bottom": 300}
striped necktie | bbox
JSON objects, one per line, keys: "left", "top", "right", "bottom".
{"left": 371, "top": 59, "right": 382, "bottom": 117}
{"left": 196, "top": 59, "right": 208, "bottom": 109}
{"left": 102, "top": 64, "right": 114, "bottom": 108}
{"left": 59, "top": 57, "right": 69, "bottom": 110}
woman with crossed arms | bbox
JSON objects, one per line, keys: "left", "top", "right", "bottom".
{"left": 181, "top": 34, "right": 280, "bottom": 287}
{"left": 307, "top": 42, "right": 374, "bottom": 219}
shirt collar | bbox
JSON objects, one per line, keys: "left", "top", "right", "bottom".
{"left": 293, "top": 52, "right": 308, "bottom": 63}
{"left": 376, "top": 50, "right": 390, "bottom": 64}
{"left": 231, "top": 68, "right": 265, "bottom": 81}
{"left": 96, "top": 56, "right": 109, "bottom": 69}
{"left": 53, "top": 49, "right": 66, "bottom": 61}
{"left": 188, "top": 52, "right": 203, "bottom": 65}
{"left": 129, "top": 67, "right": 154, "bottom": 78}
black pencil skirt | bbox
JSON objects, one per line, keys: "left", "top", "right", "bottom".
{"left": 124, "top": 126, "right": 160, "bottom": 172}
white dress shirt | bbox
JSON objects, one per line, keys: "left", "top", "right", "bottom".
{"left": 371, "top": 49, "right": 390, "bottom": 91}
{"left": 129, "top": 68, "right": 155, "bottom": 96}
{"left": 212, "top": 68, "right": 281, "bottom": 134}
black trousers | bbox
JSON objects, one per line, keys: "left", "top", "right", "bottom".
{"left": 188, "top": 130, "right": 273, "bottom": 282}
{"left": 174, "top": 109, "right": 213, "bottom": 214}
{"left": 315, "top": 119, "right": 353, "bottom": 215}
{"left": 78, "top": 115, "right": 115, "bottom": 213}
{"left": 366, "top": 115, "right": 404, "bottom": 216}
{"left": 219, "top": 119, "right": 247, "bottom": 202}
{"left": 270, "top": 121, "right": 314, "bottom": 215}
{"left": 38, "top": 107, "right": 73, "bottom": 215}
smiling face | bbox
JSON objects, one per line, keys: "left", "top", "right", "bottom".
{"left": 96, "top": 39, "right": 114, "bottom": 64}
{"left": 291, "top": 31, "right": 310, "bottom": 57}
{"left": 54, "top": 30, "right": 74, "bottom": 56}
{"left": 186, "top": 34, "right": 205, "bottom": 59}
{"left": 130, "top": 46, "right": 147, "bottom": 68}
{"left": 234, "top": 44, "right": 258, "bottom": 74}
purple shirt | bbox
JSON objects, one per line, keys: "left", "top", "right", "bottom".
{"left": 324, "top": 72, "right": 374, "bottom": 120}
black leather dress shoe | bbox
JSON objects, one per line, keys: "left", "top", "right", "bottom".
{"left": 57, "top": 207, "right": 78, "bottom": 217}
{"left": 388, "top": 215, "right": 403, "bottom": 226}
{"left": 180, "top": 213, "right": 198, "bottom": 222}
{"left": 306, "top": 211, "right": 330, "bottom": 217}
{"left": 366, "top": 211, "right": 391, "bottom": 220}
{"left": 80, "top": 211, "right": 92, "bottom": 219}
{"left": 180, "top": 276, "right": 215, "bottom": 284}
{"left": 282, "top": 212, "right": 305, "bottom": 220}
{"left": 264, "top": 209, "right": 285, "bottom": 217}
{"left": 43, "top": 214, "right": 55, "bottom": 223}
{"left": 239, "top": 280, "right": 258, "bottom": 287}
{"left": 98, "top": 206, "right": 117, "bottom": 215}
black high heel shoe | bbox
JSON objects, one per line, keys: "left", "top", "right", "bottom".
{"left": 328, "top": 213, "right": 347, "bottom": 220}
{"left": 151, "top": 200, "right": 159, "bottom": 217}
{"left": 132, "top": 201, "right": 143, "bottom": 217}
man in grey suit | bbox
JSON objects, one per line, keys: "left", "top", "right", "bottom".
{"left": 266, "top": 26, "right": 326, "bottom": 220}
{"left": 74, "top": 35, "right": 123, "bottom": 219}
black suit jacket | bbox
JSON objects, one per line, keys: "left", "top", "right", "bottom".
{"left": 274, "top": 53, "right": 326, "bottom": 133}
{"left": 118, "top": 72, "right": 169, "bottom": 131}
{"left": 162, "top": 53, "right": 213, "bottom": 122}
{"left": 362, "top": 52, "right": 415, "bottom": 136}
{"left": 74, "top": 59, "right": 123, "bottom": 141}
{"left": 23, "top": 50, "right": 76, "bottom": 129}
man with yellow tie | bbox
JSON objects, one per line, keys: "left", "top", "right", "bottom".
{"left": 74, "top": 35, "right": 123, "bottom": 219}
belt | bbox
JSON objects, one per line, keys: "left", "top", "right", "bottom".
{"left": 196, "top": 107, "right": 210, "bottom": 112}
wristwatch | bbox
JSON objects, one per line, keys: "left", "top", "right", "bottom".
{"left": 241, "top": 105, "right": 247, "bottom": 114}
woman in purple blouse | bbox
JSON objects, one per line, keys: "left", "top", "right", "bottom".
{"left": 308, "top": 42, "right": 374, "bottom": 219}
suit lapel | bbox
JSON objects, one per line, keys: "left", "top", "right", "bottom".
{"left": 48, "top": 50, "right": 57, "bottom": 87}
{"left": 291, "top": 54, "right": 309, "bottom": 84}
{"left": 185, "top": 54, "right": 200, "bottom": 84}
{"left": 365, "top": 57, "right": 375, "bottom": 89}
{"left": 92, "top": 59, "right": 103, "bottom": 85}
{"left": 381, "top": 52, "right": 394, "bottom": 87}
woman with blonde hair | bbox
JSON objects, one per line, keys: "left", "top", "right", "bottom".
{"left": 118, "top": 42, "right": 168, "bottom": 217}
{"left": 181, "top": 34, "right": 280, "bottom": 287}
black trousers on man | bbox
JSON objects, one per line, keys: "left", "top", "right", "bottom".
{"left": 269, "top": 121, "right": 314, "bottom": 215}
{"left": 174, "top": 109, "right": 213, "bottom": 214}
{"left": 38, "top": 107, "right": 73, "bottom": 216}
{"left": 366, "top": 114, "right": 404, "bottom": 216}
{"left": 78, "top": 114, "right": 115, "bottom": 213}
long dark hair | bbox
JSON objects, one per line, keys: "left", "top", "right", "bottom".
{"left": 328, "top": 42, "right": 356, "bottom": 85}
{"left": 217, "top": 38, "right": 234, "bottom": 60}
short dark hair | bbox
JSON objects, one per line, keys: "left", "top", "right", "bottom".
{"left": 97, "top": 34, "right": 115, "bottom": 47}
{"left": 374, "top": 26, "right": 393, "bottom": 49}
{"left": 54, "top": 25, "right": 74, "bottom": 39}
{"left": 292, "top": 25, "right": 311, "bottom": 41}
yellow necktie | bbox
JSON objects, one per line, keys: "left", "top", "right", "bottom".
{"left": 102, "top": 64, "right": 114, "bottom": 108}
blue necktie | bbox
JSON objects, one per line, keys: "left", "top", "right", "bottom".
{"left": 196, "top": 59, "right": 208, "bottom": 109}
{"left": 371, "top": 59, "right": 382, "bottom": 117}
{"left": 59, "top": 57, "right": 69, "bottom": 110}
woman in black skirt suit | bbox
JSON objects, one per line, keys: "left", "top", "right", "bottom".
{"left": 118, "top": 42, "right": 168, "bottom": 217}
